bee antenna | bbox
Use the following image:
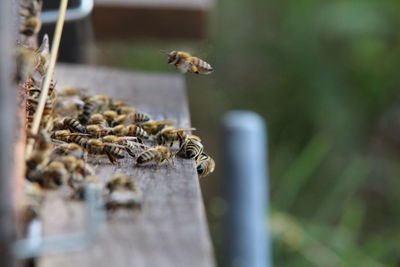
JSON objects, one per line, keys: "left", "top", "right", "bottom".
{"left": 160, "top": 50, "right": 169, "bottom": 55}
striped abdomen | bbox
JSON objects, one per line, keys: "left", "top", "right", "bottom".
{"left": 190, "top": 57, "right": 213, "bottom": 74}
{"left": 133, "top": 112, "right": 150, "bottom": 123}
{"left": 179, "top": 139, "right": 203, "bottom": 159}
{"left": 196, "top": 153, "right": 215, "bottom": 177}
{"left": 126, "top": 125, "right": 149, "bottom": 139}
{"left": 64, "top": 117, "right": 86, "bottom": 133}
{"left": 136, "top": 149, "right": 159, "bottom": 165}
{"left": 79, "top": 101, "right": 98, "bottom": 124}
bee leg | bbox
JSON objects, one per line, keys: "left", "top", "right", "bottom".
{"left": 125, "top": 147, "right": 136, "bottom": 158}
{"left": 190, "top": 64, "right": 199, "bottom": 74}
{"left": 105, "top": 152, "right": 117, "bottom": 165}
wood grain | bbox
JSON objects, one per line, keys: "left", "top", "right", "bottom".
{"left": 38, "top": 64, "right": 215, "bottom": 267}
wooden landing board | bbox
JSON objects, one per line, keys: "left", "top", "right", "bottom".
{"left": 92, "top": 0, "right": 212, "bottom": 40}
{"left": 38, "top": 64, "right": 215, "bottom": 267}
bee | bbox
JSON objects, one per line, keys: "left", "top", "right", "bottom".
{"left": 26, "top": 96, "right": 53, "bottom": 129}
{"left": 86, "top": 124, "right": 110, "bottom": 138}
{"left": 136, "top": 146, "right": 174, "bottom": 167}
{"left": 156, "top": 127, "right": 194, "bottom": 147}
{"left": 102, "top": 135, "right": 143, "bottom": 158}
{"left": 37, "top": 161, "right": 69, "bottom": 189}
{"left": 177, "top": 135, "right": 203, "bottom": 159}
{"left": 126, "top": 125, "right": 149, "bottom": 140}
{"left": 70, "top": 175, "right": 101, "bottom": 200}
{"left": 57, "top": 87, "right": 88, "bottom": 98}
{"left": 52, "top": 143, "right": 84, "bottom": 158}
{"left": 102, "top": 110, "right": 118, "bottom": 125}
{"left": 132, "top": 112, "right": 150, "bottom": 123}
{"left": 19, "top": 0, "right": 43, "bottom": 37}
{"left": 105, "top": 174, "right": 142, "bottom": 212}
{"left": 26, "top": 130, "right": 53, "bottom": 171}
{"left": 139, "top": 120, "right": 174, "bottom": 135}
{"left": 88, "top": 113, "right": 108, "bottom": 127}
{"left": 78, "top": 95, "right": 111, "bottom": 124}
{"left": 116, "top": 106, "right": 135, "bottom": 116}
{"left": 33, "top": 34, "right": 50, "bottom": 77}
{"left": 63, "top": 117, "right": 86, "bottom": 133}
{"left": 109, "top": 125, "right": 128, "bottom": 136}
{"left": 165, "top": 51, "right": 213, "bottom": 74}
{"left": 85, "top": 139, "right": 125, "bottom": 164}
{"left": 16, "top": 46, "right": 40, "bottom": 83}
{"left": 112, "top": 114, "right": 127, "bottom": 126}
{"left": 51, "top": 130, "right": 88, "bottom": 147}
{"left": 196, "top": 152, "right": 215, "bottom": 177}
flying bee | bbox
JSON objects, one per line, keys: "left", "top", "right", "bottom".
{"left": 155, "top": 127, "right": 194, "bottom": 147}
{"left": 196, "top": 152, "right": 215, "bottom": 177}
{"left": 105, "top": 174, "right": 142, "bottom": 212}
{"left": 136, "top": 146, "right": 174, "bottom": 167}
{"left": 177, "top": 135, "right": 203, "bottom": 159}
{"left": 19, "top": 0, "right": 43, "bottom": 37}
{"left": 165, "top": 50, "right": 213, "bottom": 74}
{"left": 139, "top": 120, "right": 174, "bottom": 135}
{"left": 63, "top": 117, "right": 86, "bottom": 133}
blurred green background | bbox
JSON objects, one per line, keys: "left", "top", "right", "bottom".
{"left": 96, "top": 0, "right": 400, "bottom": 266}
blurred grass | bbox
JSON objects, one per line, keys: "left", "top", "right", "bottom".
{"left": 95, "top": 0, "right": 400, "bottom": 265}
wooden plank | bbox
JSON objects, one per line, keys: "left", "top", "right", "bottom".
{"left": 38, "top": 64, "right": 215, "bottom": 267}
{"left": 92, "top": 0, "right": 212, "bottom": 40}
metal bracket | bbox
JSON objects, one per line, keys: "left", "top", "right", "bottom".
{"left": 41, "top": 0, "right": 94, "bottom": 24}
{"left": 13, "top": 185, "right": 104, "bottom": 259}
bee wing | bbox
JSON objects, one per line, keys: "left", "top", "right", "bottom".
{"left": 177, "top": 61, "right": 191, "bottom": 73}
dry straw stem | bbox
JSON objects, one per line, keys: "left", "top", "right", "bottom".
{"left": 25, "top": 0, "right": 69, "bottom": 158}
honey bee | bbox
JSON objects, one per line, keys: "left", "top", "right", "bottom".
{"left": 26, "top": 96, "right": 53, "bottom": 129}
{"left": 196, "top": 152, "right": 215, "bottom": 177}
{"left": 70, "top": 175, "right": 101, "bottom": 200}
{"left": 85, "top": 139, "right": 126, "bottom": 164}
{"left": 132, "top": 112, "right": 150, "bottom": 123}
{"left": 155, "top": 127, "right": 194, "bottom": 147}
{"left": 26, "top": 130, "right": 53, "bottom": 171}
{"left": 105, "top": 174, "right": 142, "bottom": 212}
{"left": 115, "top": 106, "right": 135, "bottom": 116}
{"left": 136, "top": 146, "right": 174, "bottom": 167}
{"left": 86, "top": 124, "right": 110, "bottom": 137}
{"left": 88, "top": 113, "right": 108, "bottom": 127}
{"left": 166, "top": 51, "right": 213, "bottom": 74}
{"left": 112, "top": 114, "right": 127, "bottom": 126}
{"left": 102, "top": 110, "right": 118, "bottom": 125}
{"left": 51, "top": 130, "right": 88, "bottom": 147}
{"left": 177, "top": 135, "right": 203, "bottom": 159}
{"left": 139, "top": 120, "right": 174, "bottom": 135}
{"left": 34, "top": 34, "right": 50, "bottom": 77}
{"left": 19, "top": 0, "right": 43, "bottom": 37}
{"left": 37, "top": 161, "right": 69, "bottom": 189}
{"left": 63, "top": 117, "right": 86, "bottom": 133}
{"left": 109, "top": 125, "right": 128, "bottom": 136}
{"left": 52, "top": 143, "right": 84, "bottom": 158}
{"left": 102, "top": 135, "right": 144, "bottom": 158}
{"left": 79, "top": 95, "right": 111, "bottom": 124}
{"left": 126, "top": 125, "right": 149, "bottom": 140}
{"left": 16, "top": 46, "right": 39, "bottom": 83}
{"left": 57, "top": 87, "right": 88, "bottom": 98}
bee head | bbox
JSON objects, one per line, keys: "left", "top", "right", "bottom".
{"left": 167, "top": 51, "right": 179, "bottom": 64}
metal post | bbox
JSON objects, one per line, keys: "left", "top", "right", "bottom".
{"left": 0, "top": 0, "right": 17, "bottom": 265}
{"left": 221, "top": 111, "right": 272, "bottom": 267}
